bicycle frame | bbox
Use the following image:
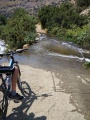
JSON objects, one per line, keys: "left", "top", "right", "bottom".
{"left": 0, "top": 74, "right": 7, "bottom": 91}
{"left": 8, "top": 52, "right": 21, "bottom": 75}
{"left": 0, "top": 48, "right": 29, "bottom": 119}
{"left": 9, "top": 55, "right": 14, "bottom": 67}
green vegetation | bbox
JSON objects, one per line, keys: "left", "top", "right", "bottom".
{"left": 0, "top": 15, "right": 6, "bottom": 25}
{"left": 38, "top": 2, "right": 88, "bottom": 29}
{"left": 0, "top": 8, "right": 38, "bottom": 49}
{"left": 77, "top": 23, "right": 90, "bottom": 49}
{"left": 38, "top": 2, "right": 90, "bottom": 49}
{"left": 83, "top": 62, "right": 90, "bottom": 69}
{"left": 76, "top": 0, "right": 90, "bottom": 7}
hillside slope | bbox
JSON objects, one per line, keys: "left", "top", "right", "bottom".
{"left": 0, "top": 0, "right": 74, "bottom": 16}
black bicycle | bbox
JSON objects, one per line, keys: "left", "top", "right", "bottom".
{"left": 0, "top": 49, "right": 31, "bottom": 120}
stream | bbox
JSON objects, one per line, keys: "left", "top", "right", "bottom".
{"left": 0, "top": 34, "right": 90, "bottom": 63}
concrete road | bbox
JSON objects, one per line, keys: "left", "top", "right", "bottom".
{"left": 6, "top": 55, "right": 90, "bottom": 120}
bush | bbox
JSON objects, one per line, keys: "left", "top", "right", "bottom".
{"left": 83, "top": 62, "right": 90, "bottom": 69}
{"left": 0, "top": 15, "right": 6, "bottom": 25}
{"left": 0, "top": 8, "right": 37, "bottom": 49}
{"left": 65, "top": 30, "right": 76, "bottom": 39}
{"left": 76, "top": 0, "right": 90, "bottom": 7}
{"left": 49, "top": 27, "right": 66, "bottom": 39}
{"left": 24, "top": 32, "right": 37, "bottom": 44}
{"left": 77, "top": 23, "right": 90, "bottom": 49}
{"left": 38, "top": 2, "right": 88, "bottom": 30}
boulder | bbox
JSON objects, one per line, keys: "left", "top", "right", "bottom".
{"left": 23, "top": 44, "right": 29, "bottom": 49}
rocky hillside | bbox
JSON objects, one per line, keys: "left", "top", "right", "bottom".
{"left": 0, "top": 0, "right": 74, "bottom": 16}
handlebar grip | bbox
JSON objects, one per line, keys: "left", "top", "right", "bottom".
{"left": 0, "top": 54, "right": 3, "bottom": 57}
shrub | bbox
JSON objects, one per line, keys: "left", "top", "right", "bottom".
{"left": 38, "top": 2, "right": 88, "bottom": 30}
{"left": 77, "top": 23, "right": 90, "bottom": 49}
{"left": 0, "top": 15, "right": 6, "bottom": 25}
{"left": 24, "top": 32, "right": 37, "bottom": 44}
{"left": 0, "top": 8, "right": 37, "bottom": 49}
{"left": 83, "top": 62, "right": 90, "bottom": 69}
{"left": 76, "top": 0, "right": 90, "bottom": 7}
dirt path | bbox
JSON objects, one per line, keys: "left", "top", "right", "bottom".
{"left": 35, "top": 23, "right": 47, "bottom": 34}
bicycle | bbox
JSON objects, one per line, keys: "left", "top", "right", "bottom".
{"left": 0, "top": 48, "right": 31, "bottom": 120}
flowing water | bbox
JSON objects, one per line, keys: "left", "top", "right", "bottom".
{"left": 0, "top": 40, "right": 6, "bottom": 54}
{"left": 0, "top": 34, "right": 90, "bottom": 63}
{"left": 1, "top": 35, "right": 90, "bottom": 119}
{"left": 17, "top": 34, "right": 90, "bottom": 63}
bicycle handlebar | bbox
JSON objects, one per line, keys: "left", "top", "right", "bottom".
{"left": 0, "top": 48, "right": 28, "bottom": 58}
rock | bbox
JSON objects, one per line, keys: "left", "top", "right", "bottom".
{"left": 23, "top": 44, "right": 29, "bottom": 49}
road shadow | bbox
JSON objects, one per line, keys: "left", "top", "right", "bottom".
{"left": 6, "top": 90, "right": 47, "bottom": 120}
{"left": 6, "top": 90, "right": 36, "bottom": 120}
{"left": 7, "top": 112, "right": 46, "bottom": 120}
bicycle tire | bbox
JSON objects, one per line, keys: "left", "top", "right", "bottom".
{"left": 17, "top": 78, "right": 31, "bottom": 98}
{"left": 0, "top": 88, "right": 8, "bottom": 120}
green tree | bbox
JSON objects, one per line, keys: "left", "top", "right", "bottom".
{"left": 38, "top": 2, "right": 88, "bottom": 29}
{"left": 0, "top": 8, "right": 37, "bottom": 49}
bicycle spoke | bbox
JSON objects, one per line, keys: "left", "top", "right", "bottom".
{"left": 0, "top": 90, "right": 8, "bottom": 120}
{"left": 21, "top": 81, "right": 31, "bottom": 97}
{"left": 0, "top": 91, "right": 3, "bottom": 119}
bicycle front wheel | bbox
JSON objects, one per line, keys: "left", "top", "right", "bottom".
{"left": 17, "top": 77, "right": 31, "bottom": 98}
{"left": 0, "top": 88, "right": 8, "bottom": 120}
